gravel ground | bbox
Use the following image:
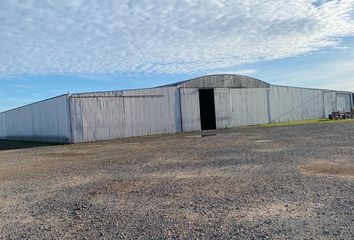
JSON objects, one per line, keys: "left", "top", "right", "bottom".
{"left": 0, "top": 121, "right": 354, "bottom": 239}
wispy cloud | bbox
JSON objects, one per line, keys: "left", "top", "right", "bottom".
{"left": 0, "top": 0, "right": 354, "bottom": 77}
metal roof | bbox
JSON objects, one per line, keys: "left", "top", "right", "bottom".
{"left": 160, "top": 74, "right": 270, "bottom": 88}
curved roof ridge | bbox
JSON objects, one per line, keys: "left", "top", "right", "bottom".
{"left": 160, "top": 74, "right": 270, "bottom": 88}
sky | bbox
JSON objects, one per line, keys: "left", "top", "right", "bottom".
{"left": 1, "top": 0, "right": 354, "bottom": 111}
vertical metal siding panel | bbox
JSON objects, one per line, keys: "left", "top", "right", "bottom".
{"left": 336, "top": 94, "right": 345, "bottom": 111}
{"left": 269, "top": 86, "right": 289, "bottom": 123}
{"left": 0, "top": 114, "right": 4, "bottom": 138}
{"left": 229, "top": 88, "right": 268, "bottom": 127}
{"left": 124, "top": 87, "right": 181, "bottom": 138}
{"left": 0, "top": 95, "right": 70, "bottom": 142}
{"left": 87, "top": 98, "right": 125, "bottom": 142}
{"left": 336, "top": 93, "right": 351, "bottom": 112}
{"left": 315, "top": 90, "right": 325, "bottom": 118}
{"left": 70, "top": 87, "right": 181, "bottom": 142}
{"left": 344, "top": 94, "right": 351, "bottom": 112}
{"left": 69, "top": 97, "right": 83, "bottom": 143}
{"left": 255, "top": 89, "right": 270, "bottom": 125}
{"left": 270, "top": 86, "right": 325, "bottom": 123}
{"left": 324, "top": 91, "right": 336, "bottom": 117}
{"left": 180, "top": 88, "right": 201, "bottom": 132}
{"left": 294, "top": 88, "right": 303, "bottom": 121}
{"left": 124, "top": 89, "right": 155, "bottom": 137}
{"left": 70, "top": 93, "right": 125, "bottom": 143}
{"left": 214, "top": 88, "right": 231, "bottom": 129}
{"left": 300, "top": 88, "right": 309, "bottom": 120}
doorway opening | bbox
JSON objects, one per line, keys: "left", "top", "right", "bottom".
{"left": 199, "top": 89, "right": 216, "bottom": 130}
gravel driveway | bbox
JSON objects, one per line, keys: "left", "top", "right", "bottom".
{"left": 1, "top": 121, "right": 354, "bottom": 239}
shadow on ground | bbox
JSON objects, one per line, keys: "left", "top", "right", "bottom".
{"left": 0, "top": 140, "right": 57, "bottom": 151}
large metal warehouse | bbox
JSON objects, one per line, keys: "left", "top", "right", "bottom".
{"left": 0, "top": 74, "right": 352, "bottom": 143}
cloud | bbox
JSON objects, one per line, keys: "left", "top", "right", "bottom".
{"left": 0, "top": 0, "right": 354, "bottom": 77}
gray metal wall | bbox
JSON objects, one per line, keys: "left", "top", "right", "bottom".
{"left": 0, "top": 81, "right": 352, "bottom": 143}
{"left": 269, "top": 86, "right": 325, "bottom": 123}
{"left": 69, "top": 87, "right": 182, "bottom": 143}
{"left": 337, "top": 93, "right": 352, "bottom": 112}
{"left": 0, "top": 95, "right": 71, "bottom": 143}
{"left": 181, "top": 87, "right": 270, "bottom": 130}
{"left": 180, "top": 86, "right": 352, "bottom": 131}
{"left": 214, "top": 88, "right": 269, "bottom": 128}
{"left": 180, "top": 88, "right": 201, "bottom": 131}
{"left": 324, "top": 91, "right": 337, "bottom": 118}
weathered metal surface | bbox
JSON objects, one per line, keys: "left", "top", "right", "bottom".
{"left": 214, "top": 88, "right": 269, "bottom": 128}
{"left": 0, "top": 74, "right": 353, "bottom": 143}
{"left": 269, "top": 86, "right": 325, "bottom": 123}
{"left": 230, "top": 88, "right": 269, "bottom": 126}
{"left": 336, "top": 93, "right": 351, "bottom": 112}
{"left": 214, "top": 88, "right": 232, "bottom": 128}
{"left": 69, "top": 92, "right": 126, "bottom": 142}
{"left": 69, "top": 87, "right": 182, "bottom": 143}
{"left": 180, "top": 88, "right": 201, "bottom": 132}
{"left": 0, "top": 95, "right": 71, "bottom": 143}
{"left": 168, "top": 74, "right": 270, "bottom": 88}
{"left": 324, "top": 91, "right": 337, "bottom": 117}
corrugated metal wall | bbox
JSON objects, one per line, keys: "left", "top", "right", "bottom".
{"left": 0, "top": 95, "right": 71, "bottom": 143}
{"left": 269, "top": 86, "right": 325, "bottom": 123}
{"left": 324, "top": 91, "right": 337, "bottom": 118}
{"left": 180, "top": 86, "right": 352, "bottom": 132}
{"left": 214, "top": 88, "right": 269, "bottom": 128}
{"left": 180, "top": 88, "right": 201, "bottom": 132}
{"left": 69, "top": 87, "right": 182, "bottom": 143}
{"left": 214, "top": 86, "right": 348, "bottom": 129}
{"left": 69, "top": 90, "right": 126, "bottom": 142}
{"left": 337, "top": 93, "right": 352, "bottom": 112}
{"left": 230, "top": 88, "right": 269, "bottom": 126}
{"left": 214, "top": 88, "right": 231, "bottom": 128}
{"left": 0, "top": 78, "right": 352, "bottom": 143}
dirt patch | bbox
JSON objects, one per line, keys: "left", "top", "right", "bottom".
{"left": 0, "top": 197, "right": 18, "bottom": 207}
{"left": 227, "top": 202, "right": 318, "bottom": 222}
{"left": 300, "top": 160, "right": 354, "bottom": 178}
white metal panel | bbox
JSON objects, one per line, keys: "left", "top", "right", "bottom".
{"left": 336, "top": 93, "right": 351, "bottom": 112}
{"left": 324, "top": 91, "right": 336, "bottom": 118}
{"left": 70, "top": 87, "right": 182, "bottom": 143}
{"left": 70, "top": 95, "right": 126, "bottom": 143}
{"left": 229, "top": 88, "right": 269, "bottom": 127}
{"left": 300, "top": 88, "right": 324, "bottom": 120}
{"left": 123, "top": 88, "right": 182, "bottom": 138}
{"left": 269, "top": 86, "right": 325, "bottom": 123}
{"left": 214, "top": 88, "right": 232, "bottom": 128}
{"left": 180, "top": 88, "right": 201, "bottom": 132}
{"left": 0, "top": 95, "right": 71, "bottom": 143}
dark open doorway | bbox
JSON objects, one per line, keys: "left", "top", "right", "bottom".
{"left": 199, "top": 89, "right": 216, "bottom": 130}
